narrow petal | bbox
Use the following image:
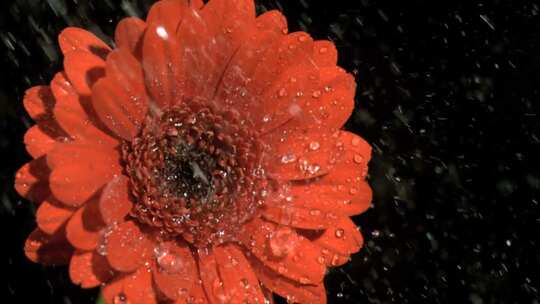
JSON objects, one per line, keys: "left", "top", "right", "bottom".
{"left": 102, "top": 266, "right": 157, "bottom": 304}
{"left": 264, "top": 130, "right": 339, "bottom": 181}
{"left": 237, "top": 217, "right": 326, "bottom": 284}
{"left": 213, "top": 244, "right": 266, "bottom": 304}
{"left": 289, "top": 180, "right": 372, "bottom": 217}
{"left": 92, "top": 49, "right": 148, "bottom": 140}
{"left": 178, "top": 0, "right": 256, "bottom": 101}
{"left": 255, "top": 10, "right": 288, "bottom": 35}
{"left": 65, "top": 196, "right": 105, "bottom": 251}
{"left": 142, "top": 22, "right": 184, "bottom": 108}
{"left": 99, "top": 175, "right": 133, "bottom": 226}
{"left": 70, "top": 250, "right": 114, "bottom": 288}
{"left": 24, "top": 228, "right": 73, "bottom": 266}
{"left": 312, "top": 217, "right": 363, "bottom": 257}
{"left": 146, "top": 0, "right": 186, "bottom": 32}
{"left": 36, "top": 197, "right": 74, "bottom": 235}
{"left": 64, "top": 50, "right": 106, "bottom": 96}
{"left": 59, "top": 27, "right": 111, "bottom": 59}
{"left": 92, "top": 78, "right": 139, "bottom": 140}
{"left": 48, "top": 143, "right": 121, "bottom": 207}
{"left": 105, "top": 221, "right": 152, "bottom": 272}
{"left": 24, "top": 125, "right": 58, "bottom": 158}
{"left": 276, "top": 67, "right": 356, "bottom": 134}
{"left": 151, "top": 241, "right": 198, "bottom": 300}
{"left": 248, "top": 32, "right": 314, "bottom": 99}
{"left": 250, "top": 257, "right": 327, "bottom": 304}
{"left": 115, "top": 17, "right": 146, "bottom": 56}
{"left": 197, "top": 249, "right": 225, "bottom": 303}
{"left": 313, "top": 40, "right": 337, "bottom": 67}
{"left": 50, "top": 72, "right": 117, "bottom": 145}
{"left": 23, "top": 86, "right": 55, "bottom": 121}
{"left": 261, "top": 204, "right": 339, "bottom": 230}
{"left": 14, "top": 156, "right": 50, "bottom": 203}
{"left": 213, "top": 30, "right": 280, "bottom": 112}
{"left": 236, "top": 32, "right": 318, "bottom": 133}
{"left": 288, "top": 131, "right": 372, "bottom": 216}
{"left": 172, "top": 279, "right": 208, "bottom": 304}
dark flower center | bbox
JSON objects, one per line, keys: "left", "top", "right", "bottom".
{"left": 121, "top": 101, "right": 268, "bottom": 247}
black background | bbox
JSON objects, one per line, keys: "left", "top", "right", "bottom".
{"left": 1, "top": 0, "right": 539, "bottom": 303}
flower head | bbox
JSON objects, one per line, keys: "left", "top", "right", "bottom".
{"left": 15, "top": 0, "right": 372, "bottom": 303}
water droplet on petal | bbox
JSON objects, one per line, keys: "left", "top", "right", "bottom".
{"left": 278, "top": 88, "right": 287, "bottom": 97}
{"left": 154, "top": 244, "right": 182, "bottom": 274}
{"left": 299, "top": 277, "right": 310, "bottom": 284}
{"left": 312, "top": 90, "right": 322, "bottom": 98}
{"left": 309, "top": 209, "right": 321, "bottom": 216}
{"left": 335, "top": 228, "right": 345, "bottom": 238}
{"left": 351, "top": 137, "right": 361, "bottom": 146}
{"left": 281, "top": 153, "right": 297, "bottom": 164}
{"left": 156, "top": 26, "right": 169, "bottom": 40}
{"left": 262, "top": 115, "right": 271, "bottom": 123}
{"left": 113, "top": 293, "right": 127, "bottom": 304}
{"left": 309, "top": 141, "right": 320, "bottom": 151}
{"left": 268, "top": 227, "right": 297, "bottom": 258}
{"left": 353, "top": 154, "right": 364, "bottom": 163}
{"left": 298, "top": 35, "right": 308, "bottom": 42}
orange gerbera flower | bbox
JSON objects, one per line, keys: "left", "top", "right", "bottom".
{"left": 15, "top": 0, "right": 372, "bottom": 303}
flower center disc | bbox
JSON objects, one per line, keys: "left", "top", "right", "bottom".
{"left": 122, "top": 102, "right": 268, "bottom": 247}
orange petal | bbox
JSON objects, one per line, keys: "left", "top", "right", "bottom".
{"left": 24, "top": 125, "right": 57, "bottom": 158}
{"left": 36, "top": 197, "right": 74, "bottom": 235}
{"left": 215, "top": 30, "right": 280, "bottom": 107}
{"left": 23, "top": 86, "right": 55, "bottom": 121}
{"left": 48, "top": 142, "right": 120, "bottom": 207}
{"left": 312, "top": 217, "right": 363, "bottom": 258}
{"left": 102, "top": 266, "right": 157, "bottom": 304}
{"left": 92, "top": 49, "right": 147, "bottom": 140}
{"left": 313, "top": 40, "right": 337, "bottom": 67}
{"left": 288, "top": 131, "right": 372, "bottom": 216}
{"left": 178, "top": 0, "right": 256, "bottom": 101}
{"left": 92, "top": 78, "right": 140, "bottom": 140}
{"left": 255, "top": 10, "right": 288, "bottom": 35}
{"left": 105, "top": 48, "right": 147, "bottom": 108}
{"left": 248, "top": 32, "right": 314, "bottom": 99}
{"left": 250, "top": 257, "right": 327, "bottom": 304}
{"left": 64, "top": 50, "right": 105, "bottom": 96}
{"left": 50, "top": 72, "right": 114, "bottom": 144}
{"left": 261, "top": 204, "right": 339, "bottom": 230}
{"left": 105, "top": 221, "right": 152, "bottom": 272}
{"left": 142, "top": 22, "right": 184, "bottom": 108}
{"left": 65, "top": 196, "right": 105, "bottom": 251}
{"left": 115, "top": 17, "right": 146, "bottom": 57}
{"left": 283, "top": 67, "right": 357, "bottom": 134}
{"left": 289, "top": 181, "right": 372, "bottom": 217}
{"left": 237, "top": 217, "right": 326, "bottom": 284}
{"left": 59, "top": 27, "right": 111, "bottom": 59}
{"left": 146, "top": 0, "right": 186, "bottom": 32}
{"left": 172, "top": 279, "right": 208, "bottom": 304}
{"left": 24, "top": 228, "right": 73, "bottom": 266}
{"left": 14, "top": 157, "right": 50, "bottom": 203}
{"left": 70, "top": 250, "right": 114, "bottom": 288}
{"left": 197, "top": 248, "right": 228, "bottom": 303}
{"left": 99, "top": 175, "right": 133, "bottom": 226}
{"left": 151, "top": 241, "right": 198, "bottom": 300}
{"left": 213, "top": 244, "right": 266, "bottom": 304}
{"left": 248, "top": 49, "right": 319, "bottom": 133}
{"left": 264, "top": 130, "right": 339, "bottom": 181}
